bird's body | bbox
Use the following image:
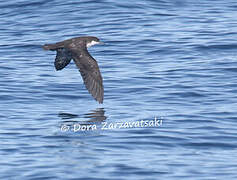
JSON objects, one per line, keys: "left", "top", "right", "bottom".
{"left": 42, "top": 36, "right": 104, "bottom": 104}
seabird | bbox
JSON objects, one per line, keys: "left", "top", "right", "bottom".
{"left": 42, "top": 36, "right": 104, "bottom": 104}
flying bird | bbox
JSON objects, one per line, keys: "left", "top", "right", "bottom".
{"left": 42, "top": 36, "right": 104, "bottom": 104}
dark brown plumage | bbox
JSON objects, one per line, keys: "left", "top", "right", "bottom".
{"left": 42, "top": 36, "right": 104, "bottom": 104}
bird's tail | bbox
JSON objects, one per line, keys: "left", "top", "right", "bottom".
{"left": 42, "top": 42, "right": 64, "bottom": 51}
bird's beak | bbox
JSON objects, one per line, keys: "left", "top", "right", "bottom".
{"left": 99, "top": 41, "right": 105, "bottom": 45}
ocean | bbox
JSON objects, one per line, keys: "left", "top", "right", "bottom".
{"left": 1, "top": 0, "right": 237, "bottom": 179}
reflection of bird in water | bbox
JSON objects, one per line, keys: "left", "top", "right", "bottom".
{"left": 58, "top": 108, "right": 106, "bottom": 122}
{"left": 84, "top": 108, "right": 106, "bottom": 122}
{"left": 43, "top": 36, "right": 104, "bottom": 104}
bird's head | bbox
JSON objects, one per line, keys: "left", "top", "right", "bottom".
{"left": 85, "top": 36, "right": 103, "bottom": 48}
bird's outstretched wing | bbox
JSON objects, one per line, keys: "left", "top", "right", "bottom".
{"left": 54, "top": 48, "right": 72, "bottom": 71}
{"left": 72, "top": 50, "right": 104, "bottom": 104}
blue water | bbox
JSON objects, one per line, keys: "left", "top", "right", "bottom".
{"left": 1, "top": 0, "right": 237, "bottom": 179}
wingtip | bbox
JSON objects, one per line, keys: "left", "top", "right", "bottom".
{"left": 96, "top": 95, "right": 103, "bottom": 104}
{"left": 98, "top": 93, "right": 104, "bottom": 104}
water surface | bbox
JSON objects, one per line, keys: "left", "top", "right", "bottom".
{"left": 1, "top": 0, "right": 237, "bottom": 179}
